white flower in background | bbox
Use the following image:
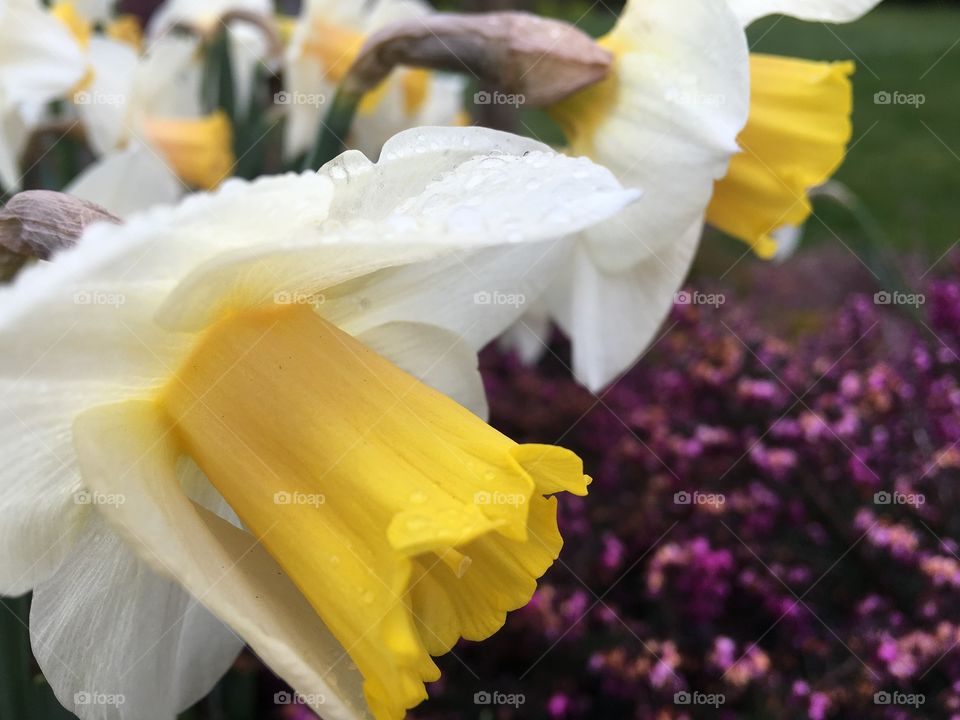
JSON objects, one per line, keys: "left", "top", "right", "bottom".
{"left": 703, "top": 0, "right": 880, "bottom": 261}
{"left": 283, "top": 0, "right": 467, "bottom": 160}
{"left": 147, "top": 0, "right": 276, "bottom": 117}
{"left": 532, "top": 0, "right": 750, "bottom": 391}
{"left": 67, "top": 0, "right": 114, "bottom": 23}
{"left": 517, "top": 0, "right": 882, "bottom": 391}
{"left": 0, "top": 127, "right": 638, "bottom": 720}
{"left": 65, "top": 143, "right": 184, "bottom": 218}
{"left": 69, "top": 28, "right": 236, "bottom": 213}
{"left": 148, "top": 0, "right": 271, "bottom": 34}
{"left": 0, "top": 0, "right": 85, "bottom": 191}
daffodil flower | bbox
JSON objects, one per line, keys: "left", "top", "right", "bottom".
{"left": 66, "top": 19, "right": 235, "bottom": 196}
{"left": 0, "top": 0, "right": 85, "bottom": 191}
{"left": 530, "top": 0, "right": 748, "bottom": 391}
{"left": 705, "top": 0, "right": 876, "bottom": 259}
{"left": 0, "top": 127, "right": 638, "bottom": 720}
{"left": 283, "top": 0, "right": 467, "bottom": 160}
{"left": 147, "top": 0, "right": 277, "bottom": 117}
{"left": 529, "top": 0, "right": 880, "bottom": 391}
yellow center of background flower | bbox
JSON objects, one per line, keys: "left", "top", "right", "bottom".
{"left": 141, "top": 111, "right": 235, "bottom": 190}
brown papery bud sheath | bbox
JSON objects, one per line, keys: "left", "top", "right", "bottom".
{"left": 344, "top": 11, "right": 613, "bottom": 107}
{"left": 0, "top": 191, "right": 121, "bottom": 264}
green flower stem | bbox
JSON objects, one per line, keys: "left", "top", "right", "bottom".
{"left": 303, "top": 88, "right": 362, "bottom": 171}
{"left": 814, "top": 181, "right": 923, "bottom": 323}
{"left": 202, "top": 28, "right": 236, "bottom": 121}
{"left": 0, "top": 594, "right": 32, "bottom": 720}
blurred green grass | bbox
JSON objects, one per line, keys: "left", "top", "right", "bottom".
{"left": 748, "top": 5, "right": 960, "bottom": 258}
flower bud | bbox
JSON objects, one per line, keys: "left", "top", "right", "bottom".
{"left": 0, "top": 190, "right": 120, "bottom": 264}
{"left": 345, "top": 11, "right": 613, "bottom": 107}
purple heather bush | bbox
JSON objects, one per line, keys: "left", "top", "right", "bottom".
{"left": 406, "top": 250, "right": 960, "bottom": 720}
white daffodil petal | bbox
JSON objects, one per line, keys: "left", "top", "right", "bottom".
{"left": 367, "top": 0, "right": 431, "bottom": 26}
{"left": 228, "top": 22, "right": 271, "bottom": 116}
{"left": 360, "top": 71, "right": 466, "bottom": 153}
{"left": 77, "top": 38, "right": 139, "bottom": 155}
{"left": 357, "top": 322, "right": 489, "bottom": 420}
{"left": 0, "top": 384, "right": 94, "bottom": 595}
{"left": 66, "top": 144, "right": 184, "bottom": 217}
{"left": 726, "top": 0, "right": 882, "bottom": 26}
{"left": 323, "top": 126, "right": 552, "bottom": 220}
{"left": 155, "top": 240, "right": 453, "bottom": 332}
{"left": 548, "top": 229, "right": 700, "bottom": 392}
{"left": 559, "top": 0, "right": 748, "bottom": 273}
{"left": 411, "top": 72, "right": 468, "bottom": 127}
{"left": 499, "top": 295, "right": 553, "bottom": 366}
{"left": 0, "top": 279, "right": 193, "bottom": 595}
{"left": 133, "top": 35, "right": 204, "bottom": 118}
{"left": 177, "top": 455, "right": 243, "bottom": 530}
{"left": 73, "top": 400, "right": 370, "bottom": 720}
{"left": 323, "top": 240, "right": 572, "bottom": 351}
{"left": 0, "top": 0, "right": 85, "bottom": 107}
{"left": 148, "top": 0, "right": 272, "bottom": 36}
{"left": 156, "top": 127, "right": 638, "bottom": 335}
{"left": 4, "top": 173, "right": 336, "bottom": 325}
{"left": 281, "top": 51, "right": 333, "bottom": 161}
{"left": 30, "top": 514, "right": 244, "bottom": 720}
{"left": 772, "top": 224, "right": 803, "bottom": 262}
{"left": 0, "top": 105, "right": 28, "bottom": 192}
{"left": 71, "top": 0, "right": 113, "bottom": 23}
